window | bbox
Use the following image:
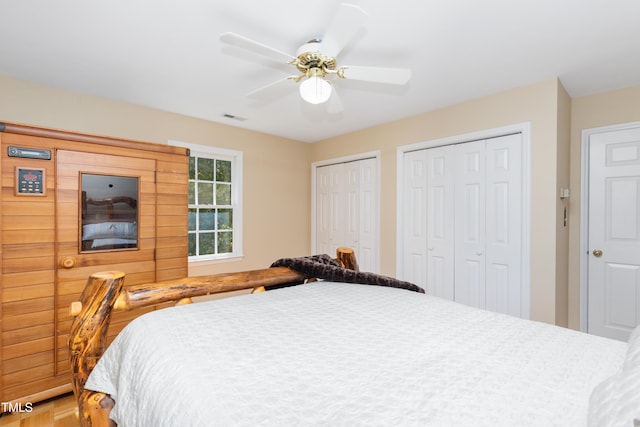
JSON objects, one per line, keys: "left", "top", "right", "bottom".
{"left": 170, "top": 140, "right": 243, "bottom": 263}
{"left": 80, "top": 174, "right": 139, "bottom": 252}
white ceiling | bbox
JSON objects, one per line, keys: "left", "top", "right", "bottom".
{"left": 1, "top": 1, "right": 639, "bottom": 143}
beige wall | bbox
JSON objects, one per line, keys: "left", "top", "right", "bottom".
{"left": 0, "top": 75, "right": 312, "bottom": 275}
{"left": 568, "top": 84, "right": 640, "bottom": 329}
{"left": 312, "top": 78, "right": 569, "bottom": 325}
{"left": 5, "top": 71, "right": 637, "bottom": 328}
{"left": 555, "top": 83, "right": 572, "bottom": 327}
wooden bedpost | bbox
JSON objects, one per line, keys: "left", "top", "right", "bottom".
{"left": 336, "top": 247, "right": 359, "bottom": 272}
{"left": 69, "top": 271, "right": 125, "bottom": 427}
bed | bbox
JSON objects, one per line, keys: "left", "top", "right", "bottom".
{"left": 68, "top": 248, "right": 640, "bottom": 427}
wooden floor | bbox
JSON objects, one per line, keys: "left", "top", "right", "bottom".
{"left": 0, "top": 394, "right": 79, "bottom": 427}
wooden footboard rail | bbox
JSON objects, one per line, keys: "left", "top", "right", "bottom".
{"left": 68, "top": 247, "right": 357, "bottom": 427}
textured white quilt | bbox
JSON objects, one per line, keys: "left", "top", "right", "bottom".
{"left": 85, "top": 281, "right": 627, "bottom": 427}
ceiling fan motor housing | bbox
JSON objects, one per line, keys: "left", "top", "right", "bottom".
{"left": 295, "top": 41, "right": 336, "bottom": 76}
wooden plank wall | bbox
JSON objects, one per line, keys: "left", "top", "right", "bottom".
{"left": 1, "top": 133, "right": 58, "bottom": 402}
{"left": 0, "top": 133, "right": 3, "bottom": 405}
{"left": 1, "top": 124, "right": 188, "bottom": 405}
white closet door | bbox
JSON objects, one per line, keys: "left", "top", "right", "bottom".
{"left": 402, "top": 150, "right": 429, "bottom": 288}
{"left": 315, "top": 158, "right": 379, "bottom": 273}
{"left": 316, "top": 163, "right": 345, "bottom": 256}
{"left": 454, "top": 141, "right": 487, "bottom": 308}
{"left": 400, "top": 133, "right": 524, "bottom": 317}
{"left": 485, "top": 134, "right": 523, "bottom": 317}
{"left": 453, "top": 135, "right": 523, "bottom": 314}
{"left": 358, "top": 158, "right": 378, "bottom": 273}
{"left": 426, "top": 146, "right": 455, "bottom": 299}
{"left": 316, "top": 164, "right": 332, "bottom": 255}
{"left": 344, "top": 161, "right": 360, "bottom": 252}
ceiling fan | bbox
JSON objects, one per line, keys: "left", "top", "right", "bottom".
{"left": 219, "top": 3, "right": 411, "bottom": 111}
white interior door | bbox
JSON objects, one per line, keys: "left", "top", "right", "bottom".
{"left": 587, "top": 126, "right": 640, "bottom": 341}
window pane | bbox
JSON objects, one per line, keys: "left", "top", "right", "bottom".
{"left": 216, "top": 160, "right": 231, "bottom": 182}
{"left": 216, "top": 183, "right": 231, "bottom": 205}
{"left": 188, "top": 233, "right": 196, "bottom": 256}
{"left": 197, "top": 158, "right": 214, "bottom": 181}
{"left": 188, "top": 182, "right": 195, "bottom": 205}
{"left": 199, "top": 233, "right": 216, "bottom": 255}
{"left": 199, "top": 209, "right": 215, "bottom": 230}
{"left": 197, "top": 182, "right": 214, "bottom": 205}
{"left": 217, "top": 208, "right": 233, "bottom": 230}
{"left": 188, "top": 208, "right": 197, "bottom": 231}
{"left": 189, "top": 157, "right": 196, "bottom": 180}
{"left": 218, "top": 231, "right": 233, "bottom": 253}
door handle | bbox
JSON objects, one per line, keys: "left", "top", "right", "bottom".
{"left": 60, "top": 256, "right": 77, "bottom": 269}
{"left": 592, "top": 249, "right": 603, "bottom": 258}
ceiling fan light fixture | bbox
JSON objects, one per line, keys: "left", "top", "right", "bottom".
{"left": 299, "top": 69, "right": 332, "bottom": 105}
{"left": 221, "top": 3, "right": 411, "bottom": 112}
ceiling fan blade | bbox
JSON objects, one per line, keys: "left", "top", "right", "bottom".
{"left": 320, "top": 3, "right": 368, "bottom": 58}
{"left": 339, "top": 65, "right": 411, "bottom": 85}
{"left": 247, "top": 76, "right": 298, "bottom": 98}
{"left": 220, "top": 32, "right": 296, "bottom": 63}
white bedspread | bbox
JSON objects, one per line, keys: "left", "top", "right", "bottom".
{"left": 86, "top": 281, "right": 627, "bottom": 427}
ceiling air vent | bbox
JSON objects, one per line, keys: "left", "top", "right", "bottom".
{"left": 222, "top": 113, "right": 247, "bottom": 121}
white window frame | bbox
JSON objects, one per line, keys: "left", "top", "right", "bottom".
{"left": 169, "top": 140, "right": 244, "bottom": 265}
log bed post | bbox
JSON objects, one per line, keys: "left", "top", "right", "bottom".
{"left": 336, "top": 246, "right": 358, "bottom": 271}
{"left": 68, "top": 247, "right": 358, "bottom": 427}
{"left": 69, "top": 271, "right": 124, "bottom": 427}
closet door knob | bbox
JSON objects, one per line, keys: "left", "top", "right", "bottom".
{"left": 592, "top": 249, "right": 603, "bottom": 258}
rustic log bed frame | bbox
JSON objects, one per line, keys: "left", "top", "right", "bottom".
{"left": 68, "top": 247, "right": 358, "bottom": 427}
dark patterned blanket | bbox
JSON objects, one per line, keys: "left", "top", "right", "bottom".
{"left": 270, "top": 254, "right": 425, "bottom": 294}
